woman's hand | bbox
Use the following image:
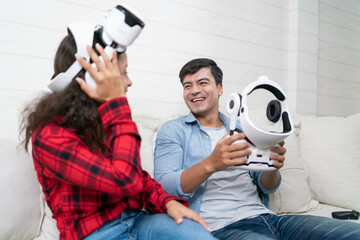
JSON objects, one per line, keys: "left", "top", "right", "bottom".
{"left": 75, "top": 44, "right": 125, "bottom": 102}
{"left": 165, "top": 200, "right": 211, "bottom": 232}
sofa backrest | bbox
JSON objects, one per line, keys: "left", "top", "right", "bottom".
{"left": 298, "top": 113, "right": 360, "bottom": 212}
{"left": 0, "top": 139, "right": 42, "bottom": 240}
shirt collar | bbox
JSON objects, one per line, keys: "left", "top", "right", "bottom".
{"left": 184, "top": 112, "right": 198, "bottom": 124}
{"left": 184, "top": 111, "right": 231, "bottom": 131}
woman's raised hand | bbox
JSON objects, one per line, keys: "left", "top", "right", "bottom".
{"left": 75, "top": 44, "right": 125, "bottom": 102}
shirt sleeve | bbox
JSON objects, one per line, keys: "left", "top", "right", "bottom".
{"left": 250, "top": 171, "right": 281, "bottom": 194}
{"left": 154, "top": 122, "right": 193, "bottom": 199}
{"left": 32, "top": 97, "right": 144, "bottom": 197}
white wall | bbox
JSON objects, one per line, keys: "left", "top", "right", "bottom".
{"left": 317, "top": 0, "right": 360, "bottom": 116}
{"left": 0, "top": 0, "right": 359, "bottom": 140}
{"left": 287, "top": 0, "right": 320, "bottom": 115}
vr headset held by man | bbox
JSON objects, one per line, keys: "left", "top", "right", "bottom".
{"left": 226, "top": 76, "right": 293, "bottom": 171}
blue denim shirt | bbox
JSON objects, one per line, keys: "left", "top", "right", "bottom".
{"left": 154, "top": 112, "right": 279, "bottom": 214}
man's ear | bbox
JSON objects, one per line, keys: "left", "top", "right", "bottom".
{"left": 218, "top": 83, "right": 223, "bottom": 96}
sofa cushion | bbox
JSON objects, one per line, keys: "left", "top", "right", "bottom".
{"left": 269, "top": 121, "right": 318, "bottom": 214}
{"left": 0, "top": 139, "right": 42, "bottom": 240}
{"left": 299, "top": 203, "right": 360, "bottom": 224}
{"left": 298, "top": 113, "right": 360, "bottom": 211}
{"left": 134, "top": 113, "right": 183, "bottom": 177}
{"left": 34, "top": 190, "right": 60, "bottom": 240}
{"left": 134, "top": 115, "right": 163, "bottom": 177}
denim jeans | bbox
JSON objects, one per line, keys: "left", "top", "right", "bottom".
{"left": 212, "top": 213, "right": 360, "bottom": 240}
{"left": 84, "top": 210, "right": 217, "bottom": 240}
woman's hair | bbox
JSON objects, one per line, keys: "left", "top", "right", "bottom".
{"left": 20, "top": 33, "right": 108, "bottom": 153}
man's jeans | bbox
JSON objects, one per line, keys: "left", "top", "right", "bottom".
{"left": 84, "top": 210, "right": 216, "bottom": 240}
{"left": 212, "top": 213, "right": 360, "bottom": 240}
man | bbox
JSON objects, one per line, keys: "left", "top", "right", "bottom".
{"left": 154, "top": 58, "right": 360, "bottom": 239}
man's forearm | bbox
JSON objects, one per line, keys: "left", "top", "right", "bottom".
{"left": 261, "top": 170, "right": 281, "bottom": 190}
{"left": 180, "top": 157, "right": 214, "bottom": 193}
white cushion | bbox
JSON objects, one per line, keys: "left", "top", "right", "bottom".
{"left": 134, "top": 113, "right": 183, "bottom": 177}
{"left": 0, "top": 139, "right": 42, "bottom": 240}
{"left": 34, "top": 190, "right": 60, "bottom": 240}
{"left": 298, "top": 203, "right": 360, "bottom": 224}
{"left": 134, "top": 115, "right": 163, "bottom": 177}
{"left": 269, "top": 121, "right": 318, "bottom": 213}
{"left": 298, "top": 113, "right": 360, "bottom": 211}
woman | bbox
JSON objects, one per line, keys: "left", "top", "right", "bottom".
{"left": 21, "top": 31, "right": 216, "bottom": 240}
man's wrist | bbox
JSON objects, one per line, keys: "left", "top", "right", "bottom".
{"left": 203, "top": 156, "right": 216, "bottom": 175}
{"left": 263, "top": 169, "right": 280, "bottom": 178}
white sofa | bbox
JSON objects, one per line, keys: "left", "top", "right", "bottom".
{"left": 1, "top": 111, "right": 359, "bottom": 239}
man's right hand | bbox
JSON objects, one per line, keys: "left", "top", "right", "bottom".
{"left": 205, "top": 132, "right": 251, "bottom": 173}
{"left": 180, "top": 132, "right": 251, "bottom": 194}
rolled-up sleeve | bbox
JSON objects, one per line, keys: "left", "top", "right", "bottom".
{"left": 154, "top": 122, "right": 193, "bottom": 199}
{"left": 250, "top": 171, "right": 281, "bottom": 194}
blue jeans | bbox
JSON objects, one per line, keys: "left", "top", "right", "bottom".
{"left": 84, "top": 210, "right": 217, "bottom": 240}
{"left": 212, "top": 214, "right": 360, "bottom": 240}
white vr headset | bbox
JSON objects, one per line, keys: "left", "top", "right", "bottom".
{"left": 226, "top": 76, "right": 293, "bottom": 171}
{"left": 47, "top": 5, "right": 145, "bottom": 93}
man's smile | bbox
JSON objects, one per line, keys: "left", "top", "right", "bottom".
{"left": 191, "top": 97, "right": 206, "bottom": 103}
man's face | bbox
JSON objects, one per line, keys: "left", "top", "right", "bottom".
{"left": 182, "top": 67, "right": 223, "bottom": 117}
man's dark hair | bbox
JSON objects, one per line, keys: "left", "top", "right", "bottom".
{"left": 179, "top": 58, "right": 223, "bottom": 85}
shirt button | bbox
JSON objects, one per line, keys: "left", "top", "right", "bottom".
{"left": 206, "top": 136, "right": 208, "bottom": 138}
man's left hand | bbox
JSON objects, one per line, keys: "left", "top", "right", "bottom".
{"left": 270, "top": 141, "right": 286, "bottom": 169}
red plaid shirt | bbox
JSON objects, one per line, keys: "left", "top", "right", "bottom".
{"left": 31, "top": 97, "right": 187, "bottom": 240}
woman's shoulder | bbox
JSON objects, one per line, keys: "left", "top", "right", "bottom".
{"left": 33, "top": 119, "right": 78, "bottom": 143}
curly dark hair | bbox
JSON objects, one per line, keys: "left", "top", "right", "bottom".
{"left": 20, "top": 33, "right": 108, "bottom": 154}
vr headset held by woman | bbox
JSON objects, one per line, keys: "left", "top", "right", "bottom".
{"left": 47, "top": 5, "right": 145, "bottom": 92}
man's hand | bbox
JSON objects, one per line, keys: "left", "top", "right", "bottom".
{"left": 205, "top": 132, "right": 251, "bottom": 173}
{"left": 261, "top": 141, "right": 286, "bottom": 189}
{"left": 180, "top": 132, "right": 251, "bottom": 193}
{"left": 165, "top": 200, "right": 211, "bottom": 232}
{"left": 270, "top": 140, "right": 286, "bottom": 170}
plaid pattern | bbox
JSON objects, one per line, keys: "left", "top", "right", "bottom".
{"left": 32, "top": 97, "right": 187, "bottom": 240}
